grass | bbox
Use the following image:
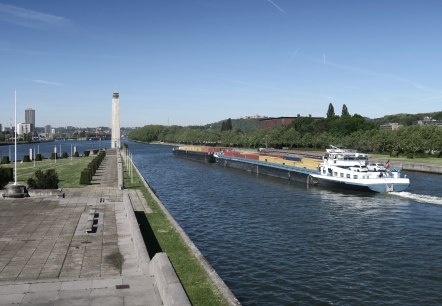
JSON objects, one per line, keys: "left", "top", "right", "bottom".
{"left": 369, "top": 153, "right": 442, "bottom": 165}
{"left": 1, "top": 156, "right": 94, "bottom": 188}
{"left": 123, "top": 164, "right": 229, "bottom": 306}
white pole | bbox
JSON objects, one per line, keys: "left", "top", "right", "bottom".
{"left": 70, "top": 144, "right": 73, "bottom": 160}
{"left": 14, "top": 89, "right": 17, "bottom": 185}
{"left": 130, "top": 153, "right": 133, "bottom": 184}
{"left": 34, "top": 146, "right": 36, "bottom": 167}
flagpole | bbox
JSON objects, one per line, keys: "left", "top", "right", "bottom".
{"left": 14, "top": 89, "right": 17, "bottom": 185}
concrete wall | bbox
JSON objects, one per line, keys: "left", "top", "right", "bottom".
{"left": 393, "top": 162, "right": 442, "bottom": 174}
{"left": 150, "top": 253, "right": 191, "bottom": 306}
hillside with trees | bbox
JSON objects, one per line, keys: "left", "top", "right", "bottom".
{"left": 129, "top": 104, "right": 442, "bottom": 157}
{"left": 204, "top": 118, "right": 261, "bottom": 132}
{"left": 373, "top": 111, "right": 442, "bottom": 126}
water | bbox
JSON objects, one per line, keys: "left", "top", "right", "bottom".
{"left": 0, "top": 140, "right": 111, "bottom": 160}
{"left": 119, "top": 142, "right": 442, "bottom": 304}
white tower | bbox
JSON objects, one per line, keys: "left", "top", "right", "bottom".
{"left": 111, "top": 92, "right": 120, "bottom": 148}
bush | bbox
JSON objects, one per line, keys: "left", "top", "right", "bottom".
{"left": 84, "top": 150, "right": 90, "bottom": 157}
{"left": 35, "top": 154, "right": 43, "bottom": 161}
{"left": 0, "top": 168, "right": 13, "bottom": 188}
{"left": 406, "top": 152, "right": 414, "bottom": 159}
{"left": 22, "top": 155, "right": 31, "bottom": 162}
{"left": 1, "top": 156, "right": 10, "bottom": 164}
{"left": 27, "top": 169, "right": 59, "bottom": 189}
{"left": 62, "top": 152, "right": 68, "bottom": 159}
{"left": 79, "top": 149, "right": 106, "bottom": 185}
{"left": 50, "top": 153, "right": 59, "bottom": 160}
{"left": 80, "top": 169, "right": 92, "bottom": 185}
{"left": 74, "top": 151, "right": 79, "bottom": 157}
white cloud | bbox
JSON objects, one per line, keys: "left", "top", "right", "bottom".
{"left": 0, "top": 4, "right": 71, "bottom": 30}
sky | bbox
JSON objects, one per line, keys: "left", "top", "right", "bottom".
{"left": 0, "top": 0, "right": 441, "bottom": 128}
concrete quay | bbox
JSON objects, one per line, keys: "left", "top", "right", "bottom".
{"left": 0, "top": 149, "right": 189, "bottom": 306}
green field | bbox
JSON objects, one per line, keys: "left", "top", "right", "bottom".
{"left": 1, "top": 157, "right": 94, "bottom": 188}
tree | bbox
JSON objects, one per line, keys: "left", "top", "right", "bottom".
{"left": 221, "top": 118, "right": 233, "bottom": 132}
{"left": 327, "top": 103, "right": 335, "bottom": 119}
{"left": 341, "top": 104, "right": 350, "bottom": 117}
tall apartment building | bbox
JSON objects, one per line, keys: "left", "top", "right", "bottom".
{"left": 25, "top": 108, "right": 35, "bottom": 133}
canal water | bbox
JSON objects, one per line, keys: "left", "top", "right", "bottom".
{"left": 128, "top": 142, "right": 442, "bottom": 306}
{"left": 0, "top": 140, "right": 109, "bottom": 160}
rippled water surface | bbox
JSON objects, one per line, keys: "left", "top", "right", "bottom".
{"left": 129, "top": 142, "right": 442, "bottom": 306}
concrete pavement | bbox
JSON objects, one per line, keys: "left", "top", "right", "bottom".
{"left": 0, "top": 149, "right": 169, "bottom": 306}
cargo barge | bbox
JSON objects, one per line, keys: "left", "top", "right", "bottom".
{"left": 173, "top": 146, "right": 410, "bottom": 193}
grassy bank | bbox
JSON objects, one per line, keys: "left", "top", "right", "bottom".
{"left": 123, "top": 163, "right": 229, "bottom": 306}
{"left": 1, "top": 157, "right": 94, "bottom": 187}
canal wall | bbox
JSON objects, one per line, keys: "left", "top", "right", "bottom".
{"left": 393, "top": 162, "right": 442, "bottom": 174}
{"left": 130, "top": 157, "right": 241, "bottom": 306}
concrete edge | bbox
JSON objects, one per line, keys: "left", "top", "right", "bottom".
{"left": 150, "top": 252, "right": 191, "bottom": 306}
{"left": 371, "top": 158, "right": 442, "bottom": 174}
{"left": 122, "top": 191, "right": 150, "bottom": 273}
{"left": 130, "top": 157, "right": 241, "bottom": 306}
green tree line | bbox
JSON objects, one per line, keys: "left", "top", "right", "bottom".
{"left": 129, "top": 104, "right": 442, "bottom": 157}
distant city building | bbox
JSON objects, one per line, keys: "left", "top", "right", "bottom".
{"left": 17, "top": 123, "right": 31, "bottom": 135}
{"left": 259, "top": 114, "right": 322, "bottom": 129}
{"left": 380, "top": 122, "right": 403, "bottom": 130}
{"left": 25, "top": 108, "right": 35, "bottom": 132}
{"left": 0, "top": 123, "right": 2, "bottom": 132}
{"left": 111, "top": 92, "right": 121, "bottom": 148}
{"left": 417, "top": 116, "right": 442, "bottom": 127}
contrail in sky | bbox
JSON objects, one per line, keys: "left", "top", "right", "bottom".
{"left": 289, "top": 48, "right": 300, "bottom": 62}
{"left": 305, "top": 54, "right": 440, "bottom": 94}
{"left": 32, "top": 79, "right": 64, "bottom": 86}
{"left": 267, "top": 0, "right": 286, "bottom": 14}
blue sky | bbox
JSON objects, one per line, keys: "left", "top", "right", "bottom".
{"left": 1, "top": 0, "right": 441, "bottom": 128}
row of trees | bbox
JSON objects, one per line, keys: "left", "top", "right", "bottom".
{"left": 129, "top": 124, "right": 442, "bottom": 156}
{"left": 129, "top": 104, "right": 442, "bottom": 156}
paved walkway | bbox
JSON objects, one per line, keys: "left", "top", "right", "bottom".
{"left": 0, "top": 149, "right": 162, "bottom": 306}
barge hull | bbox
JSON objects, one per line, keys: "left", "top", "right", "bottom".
{"left": 216, "top": 156, "right": 316, "bottom": 184}
{"left": 172, "top": 149, "right": 216, "bottom": 163}
{"left": 312, "top": 176, "right": 410, "bottom": 192}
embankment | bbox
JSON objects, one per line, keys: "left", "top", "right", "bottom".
{"left": 129, "top": 158, "right": 240, "bottom": 306}
{"left": 394, "top": 162, "right": 442, "bottom": 174}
